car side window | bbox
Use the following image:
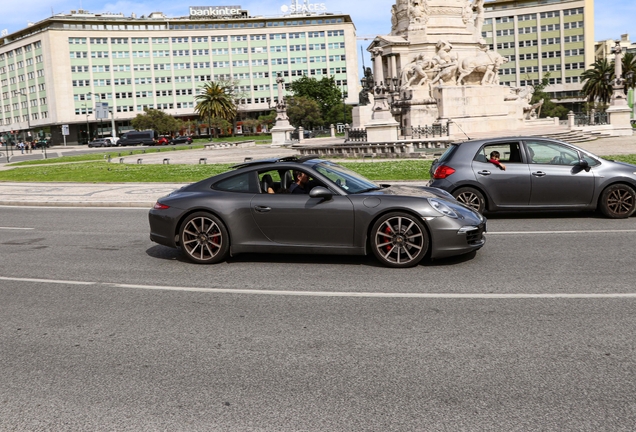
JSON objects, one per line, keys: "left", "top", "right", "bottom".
{"left": 258, "top": 169, "right": 282, "bottom": 194}
{"left": 213, "top": 172, "right": 256, "bottom": 193}
{"left": 474, "top": 142, "right": 522, "bottom": 164}
{"left": 525, "top": 141, "right": 579, "bottom": 165}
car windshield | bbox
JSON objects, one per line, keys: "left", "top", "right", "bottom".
{"left": 313, "top": 161, "right": 379, "bottom": 194}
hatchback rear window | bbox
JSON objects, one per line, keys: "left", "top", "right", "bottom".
{"left": 436, "top": 144, "right": 458, "bottom": 163}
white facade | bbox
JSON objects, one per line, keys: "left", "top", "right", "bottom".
{"left": 0, "top": 9, "right": 358, "bottom": 143}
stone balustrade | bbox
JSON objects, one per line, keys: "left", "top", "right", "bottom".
{"left": 297, "top": 139, "right": 451, "bottom": 159}
{"left": 204, "top": 140, "right": 256, "bottom": 150}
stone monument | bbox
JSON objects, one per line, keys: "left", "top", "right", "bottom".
{"left": 363, "top": 0, "right": 528, "bottom": 138}
{"left": 606, "top": 41, "right": 633, "bottom": 136}
{"left": 269, "top": 73, "right": 296, "bottom": 146}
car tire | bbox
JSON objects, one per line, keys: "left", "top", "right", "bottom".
{"left": 453, "top": 187, "right": 486, "bottom": 213}
{"left": 599, "top": 184, "right": 636, "bottom": 219}
{"left": 370, "top": 212, "right": 429, "bottom": 268}
{"left": 179, "top": 212, "right": 230, "bottom": 264}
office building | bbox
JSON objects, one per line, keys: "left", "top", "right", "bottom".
{"left": 483, "top": 0, "right": 595, "bottom": 110}
{"left": 0, "top": 6, "right": 357, "bottom": 144}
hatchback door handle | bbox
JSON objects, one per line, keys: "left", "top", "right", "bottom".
{"left": 254, "top": 205, "right": 271, "bottom": 213}
{"left": 532, "top": 171, "right": 547, "bottom": 177}
{"left": 477, "top": 170, "right": 491, "bottom": 176}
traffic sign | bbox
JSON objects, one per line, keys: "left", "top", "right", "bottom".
{"left": 95, "top": 102, "right": 109, "bottom": 120}
{"left": 61, "top": 124, "right": 69, "bottom": 135}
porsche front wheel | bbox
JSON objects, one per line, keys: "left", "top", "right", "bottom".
{"left": 370, "top": 212, "right": 429, "bottom": 268}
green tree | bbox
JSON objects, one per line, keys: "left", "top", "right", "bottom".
{"left": 257, "top": 111, "right": 277, "bottom": 130}
{"left": 289, "top": 75, "right": 343, "bottom": 121}
{"left": 207, "top": 117, "right": 232, "bottom": 138}
{"left": 130, "top": 108, "right": 181, "bottom": 135}
{"left": 581, "top": 59, "right": 614, "bottom": 105}
{"left": 525, "top": 73, "right": 569, "bottom": 119}
{"left": 195, "top": 81, "right": 236, "bottom": 138}
{"left": 240, "top": 118, "right": 261, "bottom": 134}
{"left": 622, "top": 52, "right": 636, "bottom": 94}
{"left": 287, "top": 96, "right": 323, "bottom": 129}
{"left": 323, "top": 100, "right": 352, "bottom": 125}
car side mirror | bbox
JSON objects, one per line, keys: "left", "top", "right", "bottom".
{"left": 576, "top": 159, "right": 591, "bottom": 172}
{"left": 309, "top": 186, "right": 332, "bottom": 200}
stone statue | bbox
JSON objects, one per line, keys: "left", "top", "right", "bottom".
{"left": 473, "top": 0, "right": 486, "bottom": 37}
{"left": 358, "top": 67, "right": 374, "bottom": 106}
{"left": 408, "top": 0, "right": 429, "bottom": 25}
{"left": 430, "top": 40, "right": 458, "bottom": 86}
{"left": 462, "top": 0, "right": 474, "bottom": 25}
{"left": 457, "top": 42, "right": 508, "bottom": 85}
{"left": 391, "top": 5, "right": 398, "bottom": 34}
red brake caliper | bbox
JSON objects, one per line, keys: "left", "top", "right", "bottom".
{"left": 384, "top": 225, "right": 393, "bottom": 252}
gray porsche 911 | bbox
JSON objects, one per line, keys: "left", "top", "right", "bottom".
{"left": 148, "top": 156, "right": 486, "bottom": 268}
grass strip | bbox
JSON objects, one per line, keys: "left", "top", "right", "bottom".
{"left": 0, "top": 155, "right": 634, "bottom": 183}
{"left": 0, "top": 160, "right": 433, "bottom": 182}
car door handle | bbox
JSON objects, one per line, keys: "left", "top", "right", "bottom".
{"left": 532, "top": 171, "right": 547, "bottom": 177}
{"left": 254, "top": 205, "right": 271, "bottom": 213}
{"left": 477, "top": 170, "right": 491, "bottom": 176}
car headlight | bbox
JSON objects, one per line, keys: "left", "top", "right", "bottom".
{"left": 429, "top": 199, "right": 458, "bottom": 219}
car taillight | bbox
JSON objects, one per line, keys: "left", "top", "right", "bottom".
{"left": 153, "top": 202, "right": 170, "bottom": 210}
{"left": 433, "top": 165, "right": 456, "bottom": 179}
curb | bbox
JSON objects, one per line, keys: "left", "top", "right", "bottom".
{"left": 0, "top": 200, "right": 154, "bottom": 208}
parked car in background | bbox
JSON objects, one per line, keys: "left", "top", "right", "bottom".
{"left": 34, "top": 139, "right": 52, "bottom": 149}
{"left": 88, "top": 138, "right": 111, "bottom": 148}
{"left": 291, "top": 129, "right": 315, "bottom": 140}
{"left": 428, "top": 136, "right": 636, "bottom": 219}
{"left": 116, "top": 130, "right": 156, "bottom": 146}
{"left": 156, "top": 136, "right": 170, "bottom": 145}
{"left": 170, "top": 136, "right": 193, "bottom": 144}
{"left": 103, "top": 137, "right": 117, "bottom": 146}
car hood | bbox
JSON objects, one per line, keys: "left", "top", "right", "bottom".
{"left": 607, "top": 160, "right": 636, "bottom": 170}
{"left": 378, "top": 184, "right": 456, "bottom": 201}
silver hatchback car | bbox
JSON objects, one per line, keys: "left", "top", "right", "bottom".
{"left": 428, "top": 137, "right": 636, "bottom": 218}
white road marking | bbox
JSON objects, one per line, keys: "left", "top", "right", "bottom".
{"left": 488, "top": 229, "right": 636, "bottom": 235}
{"left": 0, "top": 226, "right": 34, "bottom": 230}
{"left": 1, "top": 276, "right": 635, "bottom": 298}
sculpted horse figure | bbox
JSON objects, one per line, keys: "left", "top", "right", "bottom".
{"left": 456, "top": 51, "right": 508, "bottom": 85}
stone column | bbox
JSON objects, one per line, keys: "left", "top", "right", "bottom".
{"left": 568, "top": 111, "right": 575, "bottom": 129}
{"left": 366, "top": 47, "right": 399, "bottom": 142}
{"left": 330, "top": 124, "right": 335, "bottom": 138}
{"left": 606, "top": 41, "right": 633, "bottom": 135}
{"left": 298, "top": 126, "right": 304, "bottom": 143}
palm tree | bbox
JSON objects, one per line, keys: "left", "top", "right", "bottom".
{"left": 622, "top": 52, "right": 636, "bottom": 94}
{"left": 195, "top": 82, "right": 236, "bottom": 138}
{"left": 581, "top": 58, "right": 614, "bottom": 105}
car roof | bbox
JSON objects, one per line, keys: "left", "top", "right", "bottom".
{"left": 230, "top": 155, "right": 324, "bottom": 170}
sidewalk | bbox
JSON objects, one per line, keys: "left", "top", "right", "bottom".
{"left": 0, "top": 133, "right": 635, "bottom": 208}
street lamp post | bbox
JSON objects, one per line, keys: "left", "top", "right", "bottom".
{"left": 83, "top": 103, "right": 90, "bottom": 144}
{"left": 18, "top": 90, "right": 31, "bottom": 148}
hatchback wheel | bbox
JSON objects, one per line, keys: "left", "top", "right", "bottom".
{"left": 599, "top": 184, "right": 636, "bottom": 219}
{"left": 179, "top": 212, "right": 230, "bottom": 263}
{"left": 453, "top": 187, "right": 486, "bottom": 213}
{"left": 370, "top": 212, "right": 429, "bottom": 268}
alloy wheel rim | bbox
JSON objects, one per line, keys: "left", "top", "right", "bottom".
{"left": 374, "top": 216, "right": 424, "bottom": 265}
{"left": 607, "top": 189, "right": 634, "bottom": 215}
{"left": 182, "top": 216, "right": 222, "bottom": 260}
{"left": 457, "top": 192, "right": 481, "bottom": 211}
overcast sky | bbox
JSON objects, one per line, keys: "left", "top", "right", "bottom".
{"left": 2, "top": 0, "right": 633, "bottom": 70}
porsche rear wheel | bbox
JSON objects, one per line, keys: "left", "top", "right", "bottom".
{"left": 370, "top": 212, "right": 429, "bottom": 268}
{"left": 179, "top": 212, "right": 229, "bottom": 264}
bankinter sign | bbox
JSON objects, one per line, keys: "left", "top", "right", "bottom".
{"left": 189, "top": 6, "right": 243, "bottom": 17}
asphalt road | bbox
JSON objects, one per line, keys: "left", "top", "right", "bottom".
{"left": 1, "top": 207, "right": 636, "bottom": 431}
